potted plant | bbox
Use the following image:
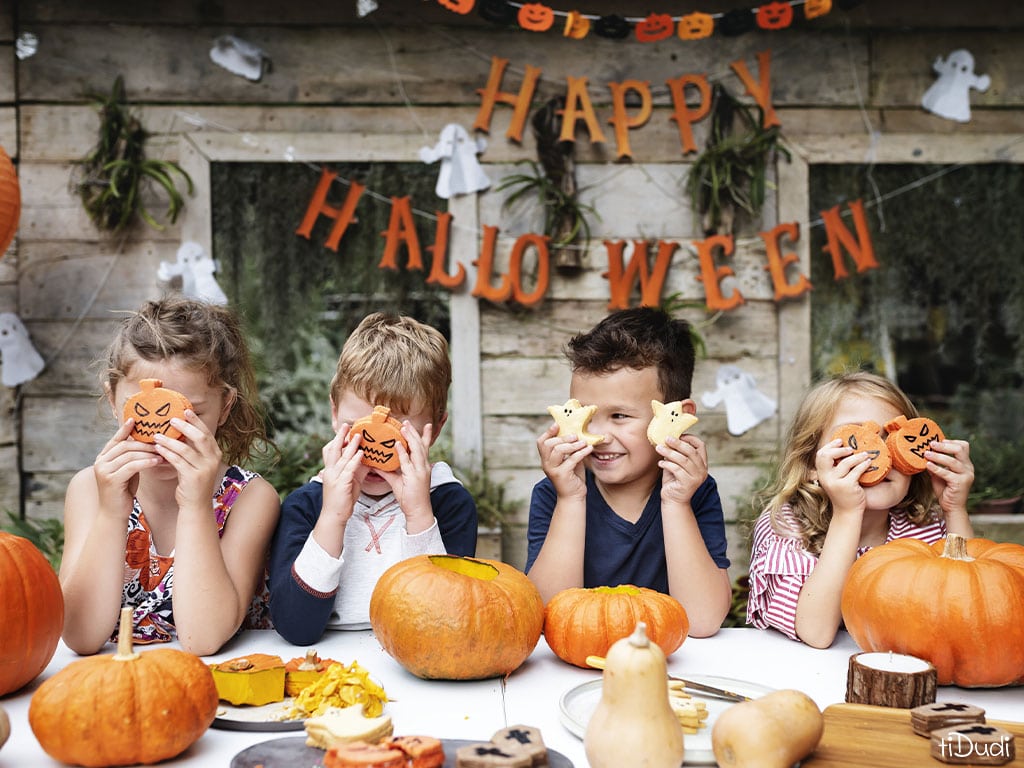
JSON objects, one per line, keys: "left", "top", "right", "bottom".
{"left": 966, "top": 433, "right": 1024, "bottom": 515}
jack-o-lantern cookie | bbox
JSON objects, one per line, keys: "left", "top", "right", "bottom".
{"left": 646, "top": 400, "right": 699, "bottom": 447}
{"left": 828, "top": 421, "right": 890, "bottom": 486}
{"left": 123, "top": 378, "right": 193, "bottom": 443}
{"left": 348, "top": 405, "right": 408, "bottom": 473}
{"left": 547, "top": 398, "right": 605, "bottom": 446}
{"left": 324, "top": 741, "right": 407, "bottom": 768}
{"left": 885, "top": 415, "right": 944, "bottom": 475}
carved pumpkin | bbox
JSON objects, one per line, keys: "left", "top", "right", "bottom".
{"left": 678, "top": 12, "right": 714, "bottom": 40}
{"left": 544, "top": 584, "right": 689, "bottom": 668}
{"left": 123, "top": 378, "right": 192, "bottom": 443}
{"left": 635, "top": 13, "right": 674, "bottom": 43}
{"left": 437, "top": 0, "right": 474, "bottom": 14}
{"left": 517, "top": 2, "right": 554, "bottom": 31}
{"left": 477, "top": 0, "right": 515, "bottom": 24}
{"left": 841, "top": 534, "right": 1024, "bottom": 687}
{"left": 369, "top": 555, "right": 544, "bottom": 680}
{"left": 828, "top": 421, "right": 891, "bottom": 486}
{"left": 884, "top": 415, "right": 944, "bottom": 475}
{"left": 348, "top": 405, "right": 407, "bottom": 472}
{"left": 756, "top": 1, "right": 794, "bottom": 29}
{"left": 563, "top": 10, "right": 590, "bottom": 39}
{"left": 29, "top": 608, "right": 218, "bottom": 766}
{"left": 804, "top": 0, "right": 832, "bottom": 19}
{"left": 0, "top": 147, "right": 20, "bottom": 258}
{"left": 594, "top": 14, "right": 631, "bottom": 39}
{"left": 0, "top": 532, "right": 64, "bottom": 696}
{"left": 719, "top": 8, "right": 756, "bottom": 36}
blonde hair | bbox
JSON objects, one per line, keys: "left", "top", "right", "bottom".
{"left": 330, "top": 313, "right": 451, "bottom": 426}
{"left": 104, "top": 296, "right": 267, "bottom": 465}
{"left": 763, "top": 371, "right": 936, "bottom": 555}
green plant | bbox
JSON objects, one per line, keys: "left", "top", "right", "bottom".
{"left": 684, "top": 84, "right": 789, "bottom": 235}
{"left": 1, "top": 511, "right": 64, "bottom": 571}
{"left": 451, "top": 464, "right": 521, "bottom": 530}
{"left": 965, "top": 433, "right": 1024, "bottom": 509}
{"left": 74, "top": 75, "right": 193, "bottom": 232}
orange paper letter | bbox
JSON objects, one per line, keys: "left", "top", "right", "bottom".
{"left": 472, "top": 225, "right": 513, "bottom": 302}
{"left": 602, "top": 239, "right": 677, "bottom": 310}
{"left": 559, "top": 77, "right": 607, "bottom": 144}
{"left": 820, "top": 199, "right": 879, "bottom": 279}
{"left": 729, "top": 50, "right": 780, "bottom": 129}
{"left": 509, "top": 233, "right": 550, "bottom": 306}
{"left": 426, "top": 211, "right": 466, "bottom": 289}
{"left": 378, "top": 196, "right": 424, "bottom": 271}
{"left": 608, "top": 80, "right": 652, "bottom": 160}
{"left": 760, "top": 222, "right": 812, "bottom": 300}
{"left": 295, "top": 169, "right": 365, "bottom": 252}
{"left": 666, "top": 74, "right": 712, "bottom": 155}
{"left": 473, "top": 56, "right": 542, "bottom": 143}
{"left": 693, "top": 234, "right": 745, "bottom": 311}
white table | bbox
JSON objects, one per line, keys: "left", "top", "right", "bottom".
{"left": 4, "top": 628, "right": 1023, "bottom": 767}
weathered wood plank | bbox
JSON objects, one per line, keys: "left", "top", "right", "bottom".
{"left": 22, "top": 395, "right": 112, "bottom": 472}
{"left": 788, "top": 133, "right": 1024, "bottom": 164}
{"left": 0, "top": 387, "right": 15, "bottom": 444}
{"left": 0, "top": 445, "right": 21, "bottom": 513}
{"left": 16, "top": 318, "right": 123, "bottom": 396}
{"left": 0, "top": 44, "right": 13, "bottom": 103}
{"left": 0, "top": 7, "right": 12, "bottom": 40}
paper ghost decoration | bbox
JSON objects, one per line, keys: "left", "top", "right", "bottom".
{"left": 0, "top": 312, "right": 45, "bottom": 386}
{"left": 419, "top": 124, "right": 491, "bottom": 199}
{"left": 210, "top": 35, "right": 270, "bottom": 82}
{"left": 701, "top": 364, "right": 776, "bottom": 436}
{"left": 157, "top": 241, "right": 229, "bottom": 305}
{"left": 921, "top": 49, "right": 990, "bottom": 123}
{"left": 357, "top": 0, "right": 379, "bottom": 16}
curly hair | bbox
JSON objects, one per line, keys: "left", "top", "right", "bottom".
{"left": 760, "top": 371, "right": 937, "bottom": 555}
{"left": 103, "top": 296, "right": 268, "bottom": 465}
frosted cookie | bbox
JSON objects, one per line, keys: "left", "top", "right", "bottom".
{"left": 490, "top": 725, "right": 547, "bottom": 766}
{"left": 547, "top": 398, "right": 604, "bottom": 446}
{"left": 646, "top": 400, "right": 698, "bottom": 447}
{"left": 828, "top": 421, "right": 890, "bottom": 486}
{"left": 386, "top": 735, "right": 445, "bottom": 768}
{"left": 348, "top": 405, "right": 408, "bottom": 472}
{"left": 911, "top": 702, "right": 986, "bottom": 737}
{"left": 123, "top": 378, "right": 192, "bottom": 443}
{"left": 456, "top": 742, "right": 532, "bottom": 768}
{"left": 885, "top": 415, "right": 945, "bottom": 475}
{"left": 324, "top": 741, "right": 407, "bottom": 768}
{"left": 304, "top": 706, "right": 394, "bottom": 751}
{"left": 929, "top": 724, "right": 1015, "bottom": 765}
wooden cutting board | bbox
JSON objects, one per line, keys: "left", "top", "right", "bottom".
{"left": 803, "top": 703, "right": 1023, "bottom": 767}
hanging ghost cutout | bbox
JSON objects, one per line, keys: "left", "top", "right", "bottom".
{"left": 921, "top": 49, "right": 990, "bottom": 123}
{"left": 210, "top": 35, "right": 271, "bottom": 82}
{"left": 157, "top": 241, "right": 229, "bottom": 305}
{"left": 356, "top": 0, "right": 379, "bottom": 16}
{"left": 0, "top": 312, "right": 45, "bottom": 386}
{"left": 418, "top": 124, "right": 491, "bottom": 199}
{"left": 701, "top": 364, "right": 776, "bottom": 436}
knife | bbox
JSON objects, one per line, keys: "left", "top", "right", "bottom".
{"left": 585, "top": 655, "right": 753, "bottom": 703}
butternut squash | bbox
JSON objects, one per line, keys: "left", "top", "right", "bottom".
{"left": 584, "top": 622, "right": 684, "bottom": 768}
{"left": 711, "top": 689, "right": 824, "bottom": 768}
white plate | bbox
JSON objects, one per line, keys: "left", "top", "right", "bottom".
{"left": 559, "top": 675, "right": 775, "bottom": 765}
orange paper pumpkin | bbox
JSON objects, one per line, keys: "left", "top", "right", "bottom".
{"left": 804, "top": 0, "right": 832, "bottom": 19}
{"left": 828, "top": 421, "right": 890, "bottom": 486}
{"left": 517, "top": 2, "right": 554, "bottom": 31}
{"left": 884, "top": 415, "right": 944, "bottom": 475}
{"left": 437, "top": 0, "right": 474, "bottom": 14}
{"left": 678, "top": 12, "right": 714, "bottom": 40}
{"left": 348, "top": 405, "right": 407, "bottom": 472}
{"left": 0, "top": 147, "right": 21, "bottom": 258}
{"left": 563, "top": 10, "right": 590, "bottom": 39}
{"left": 756, "top": 1, "right": 794, "bottom": 29}
{"left": 123, "top": 379, "right": 193, "bottom": 443}
{"left": 635, "top": 13, "right": 674, "bottom": 43}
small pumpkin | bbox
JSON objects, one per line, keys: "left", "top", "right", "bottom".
{"left": 635, "top": 13, "right": 674, "bottom": 43}
{"left": 712, "top": 689, "right": 824, "bottom": 768}
{"left": 348, "top": 405, "right": 408, "bottom": 472}
{"left": 29, "top": 607, "right": 219, "bottom": 767}
{"left": 0, "top": 532, "right": 64, "bottom": 696}
{"left": 543, "top": 584, "right": 689, "bottom": 668}
{"left": 123, "top": 378, "right": 193, "bottom": 443}
{"left": 516, "top": 2, "right": 554, "bottom": 31}
{"left": 369, "top": 555, "right": 544, "bottom": 680}
{"left": 841, "top": 534, "right": 1024, "bottom": 687}
{"left": 678, "top": 11, "right": 714, "bottom": 40}
{"left": 756, "top": 1, "right": 794, "bottom": 30}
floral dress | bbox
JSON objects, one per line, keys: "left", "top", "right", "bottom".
{"left": 115, "top": 465, "right": 273, "bottom": 644}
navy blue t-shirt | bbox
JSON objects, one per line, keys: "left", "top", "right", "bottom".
{"left": 525, "top": 472, "right": 730, "bottom": 593}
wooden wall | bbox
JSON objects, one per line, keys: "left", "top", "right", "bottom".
{"left": 2, "top": 0, "right": 1023, "bottom": 573}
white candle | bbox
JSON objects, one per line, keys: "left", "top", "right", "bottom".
{"left": 857, "top": 651, "right": 932, "bottom": 673}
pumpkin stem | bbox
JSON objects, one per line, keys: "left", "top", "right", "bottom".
{"left": 113, "top": 606, "right": 140, "bottom": 661}
{"left": 628, "top": 622, "right": 651, "bottom": 649}
{"left": 941, "top": 533, "right": 974, "bottom": 562}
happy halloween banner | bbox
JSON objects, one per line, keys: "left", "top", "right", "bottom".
{"left": 295, "top": 49, "right": 879, "bottom": 312}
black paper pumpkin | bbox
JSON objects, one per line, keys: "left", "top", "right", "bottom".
{"left": 719, "top": 8, "right": 757, "bottom": 36}
{"left": 594, "top": 14, "right": 631, "bottom": 39}
{"left": 477, "top": 0, "right": 516, "bottom": 25}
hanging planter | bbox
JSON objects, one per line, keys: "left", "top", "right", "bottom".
{"left": 73, "top": 76, "right": 193, "bottom": 233}
{"left": 0, "top": 146, "right": 20, "bottom": 256}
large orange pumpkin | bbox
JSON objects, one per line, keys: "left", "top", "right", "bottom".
{"left": 29, "top": 608, "right": 219, "bottom": 766}
{"left": 544, "top": 584, "right": 689, "bottom": 668}
{"left": 369, "top": 555, "right": 544, "bottom": 680}
{"left": 841, "top": 534, "right": 1024, "bottom": 687}
{"left": 0, "top": 146, "right": 20, "bottom": 258}
{"left": 0, "top": 532, "right": 64, "bottom": 696}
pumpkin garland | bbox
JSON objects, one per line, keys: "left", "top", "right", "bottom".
{"left": 841, "top": 533, "right": 1024, "bottom": 688}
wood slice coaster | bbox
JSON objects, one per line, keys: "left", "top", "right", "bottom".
{"left": 930, "top": 724, "right": 1016, "bottom": 765}
{"left": 911, "top": 702, "right": 986, "bottom": 737}
{"left": 846, "top": 652, "right": 937, "bottom": 708}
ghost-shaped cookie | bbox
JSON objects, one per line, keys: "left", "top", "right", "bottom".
{"left": 547, "top": 398, "right": 605, "bottom": 446}
{"left": 646, "top": 400, "right": 699, "bottom": 447}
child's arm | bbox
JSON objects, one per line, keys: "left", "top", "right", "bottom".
{"left": 154, "top": 412, "right": 279, "bottom": 656}
{"left": 525, "top": 424, "right": 592, "bottom": 602}
{"left": 925, "top": 438, "right": 974, "bottom": 537}
{"left": 658, "top": 435, "right": 731, "bottom": 636}
{"left": 59, "top": 421, "right": 162, "bottom": 655}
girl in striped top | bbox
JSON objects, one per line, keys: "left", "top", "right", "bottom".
{"left": 746, "top": 372, "right": 974, "bottom": 648}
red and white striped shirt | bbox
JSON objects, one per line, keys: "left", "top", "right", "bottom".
{"left": 746, "top": 505, "right": 946, "bottom": 641}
